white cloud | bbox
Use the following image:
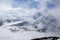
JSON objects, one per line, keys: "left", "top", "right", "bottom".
{"left": 0, "top": 0, "right": 60, "bottom": 24}
{"left": 0, "top": 0, "right": 39, "bottom": 22}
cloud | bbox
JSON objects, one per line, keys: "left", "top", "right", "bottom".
{"left": 0, "top": 0, "right": 39, "bottom": 22}
{"left": 0, "top": 0, "right": 60, "bottom": 22}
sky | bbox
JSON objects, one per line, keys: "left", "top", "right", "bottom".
{"left": 0, "top": 0, "right": 56, "bottom": 16}
{"left": 0, "top": 0, "right": 57, "bottom": 14}
{"left": 0, "top": 0, "right": 60, "bottom": 25}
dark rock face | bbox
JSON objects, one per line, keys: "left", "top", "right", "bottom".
{"left": 33, "top": 12, "right": 42, "bottom": 19}
{"left": 31, "top": 37, "right": 60, "bottom": 40}
{"left": 0, "top": 21, "right": 3, "bottom": 26}
{"left": 31, "top": 38, "right": 41, "bottom": 40}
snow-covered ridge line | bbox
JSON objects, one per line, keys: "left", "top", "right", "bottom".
{"left": 1, "top": 20, "right": 25, "bottom": 27}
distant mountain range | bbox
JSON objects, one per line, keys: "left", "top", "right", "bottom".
{"left": 0, "top": 12, "right": 60, "bottom": 33}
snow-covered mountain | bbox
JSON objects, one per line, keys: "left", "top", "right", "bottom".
{"left": 0, "top": 11, "right": 59, "bottom": 33}
{"left": 0, "top": 0, "right": 60, "bottom": 34}
{"left": 0, "top": 0, "right": 60, "bottom": 40}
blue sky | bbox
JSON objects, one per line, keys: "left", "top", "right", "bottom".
{"left": 13, "top": 0, "right": 56, "bottom": 9}
{"left": 13, "top": 0, "right": 40, "bottom": 9}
